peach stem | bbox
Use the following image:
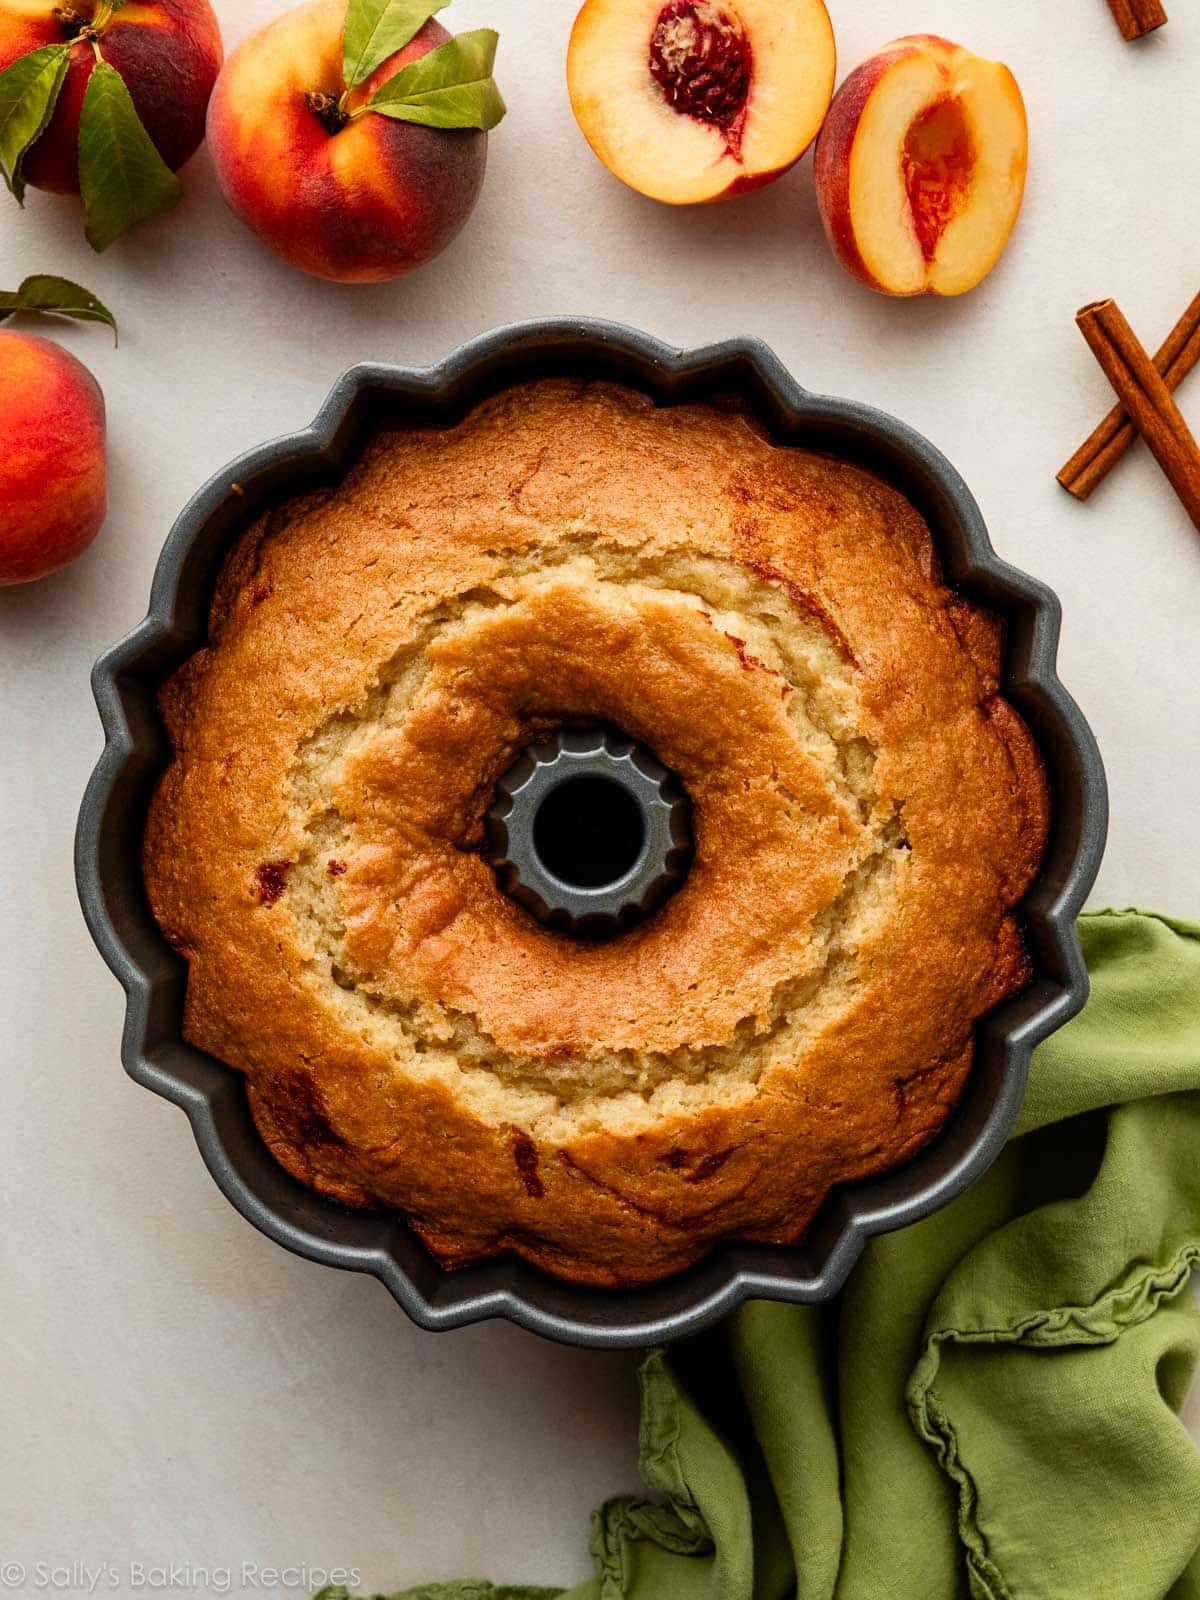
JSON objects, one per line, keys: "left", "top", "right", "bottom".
{"left": 55, "top": 2, "right": 118, "bottom": 43}
{"left": 305, "top": 91, "right": 349, "bottom": 134}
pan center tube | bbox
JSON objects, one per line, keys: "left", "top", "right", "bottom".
{"left": 485, "top": 727, "right": 692, "bottom": 937}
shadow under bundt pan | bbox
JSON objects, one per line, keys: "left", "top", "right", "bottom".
{"left": 76, "top": 320, "right": 1108, "bottom": 1349}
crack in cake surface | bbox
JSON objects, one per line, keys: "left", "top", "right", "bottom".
{"left": 276, "top": 544, "right": 905, "bottom": 1137}
{"left": 143, "top": 378, "right": 1050, "bottom": 1286}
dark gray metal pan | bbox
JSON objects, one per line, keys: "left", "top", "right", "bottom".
{"left": 75, "top": 319, "right": 1108, "bottom": 1348}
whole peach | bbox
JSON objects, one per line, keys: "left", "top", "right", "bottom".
{"left": 0, "top": 332, "right": 107, "bottom": 586}
{"left": 206, "top": 0, "right": 488, "bottom": 284}
{"left": 0, "top": 1, "right": 223, "bottom": 195}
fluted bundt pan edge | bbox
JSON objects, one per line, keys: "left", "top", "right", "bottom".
{"left": 75, "top": 319, "right": 1107, "bottom": 1348}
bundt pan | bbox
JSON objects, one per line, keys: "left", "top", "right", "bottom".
{"left": 75, "top": 319, "right": 1107, "bottom": 1349}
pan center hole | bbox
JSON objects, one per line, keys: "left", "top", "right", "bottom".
{"left": 532, "top": 775, "right": 647, "bottom": 889}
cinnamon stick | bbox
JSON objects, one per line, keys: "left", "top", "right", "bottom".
{"left": 1059, "top": 290, "right": 1200, "bottom": 499}
{"left": 1107, "top": 0, "right": 1167, "bottom": 40}
{"left": 1074, "top": 299, "right": 1200, "bottom": 530}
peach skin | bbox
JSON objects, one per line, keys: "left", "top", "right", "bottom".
{"left": 0, "top": 0, "right": 223, "bottom": 195}
{"left": 568, "top": 0, "right": 837, "bottom": 205}
{"left": 814, "top": 35, "right": 1028, "bottom": 297}
{"left": 0, "top": 331, "right": 107, "bottom": 586}
{"left": 206, "top": 0, "right": 490, "bottom": 285}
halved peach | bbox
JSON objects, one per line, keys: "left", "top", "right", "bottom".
{"left": 567, "top": 0, "right": 836, "bottom": 205}
{"left": 814, "top": 36, "right": 1028, "bottom": 297}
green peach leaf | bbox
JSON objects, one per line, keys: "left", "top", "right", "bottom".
{"left": 0, "top": 43, "right": 71, "bottom": 205}
{"left": 367, "top": 29, "right": 505, "bottom": 130}
{"left": 342, "top": 0, "right": 448, "bottom": 91}
{"left": 78, "top": 61, "right": 181, "bottom": 252}
{"left": 0, "top": 274, "right": 117, "bottom": 341}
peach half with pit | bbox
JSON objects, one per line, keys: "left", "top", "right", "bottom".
{"left": 814, "top": 36, "right": 1028, "bottom": 297}
{"left": 567, "top": 0, "right": 836, "bottom": 205}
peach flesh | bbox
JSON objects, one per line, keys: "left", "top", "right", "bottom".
{"left": 648, "top": 0, "right": 751, "bottom": 149}
{"left": 903, "top": 96, "right": 975, "bottom": 263}
{"left": 569, "top": 0, "right": 835, "bottom": 206}
{"left": 814, "top": 37, "right": 1027, "bottom": 297}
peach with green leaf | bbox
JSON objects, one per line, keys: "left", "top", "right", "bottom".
{"left": 0, "top": 1, "right": 223, "bottom": 248}
{"left": 0, "top": 275, "right": 114, "bottom": 587}
{"left": 206, "top": 0, "right": 506, "bottom": 285}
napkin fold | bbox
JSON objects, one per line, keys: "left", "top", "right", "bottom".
{"left": 320, "top": 910, "right": 1200, "bottom": 1600}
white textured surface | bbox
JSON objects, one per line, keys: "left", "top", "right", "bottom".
{"left": 1, "top": 0, "right": 1198, "bottom": 1593}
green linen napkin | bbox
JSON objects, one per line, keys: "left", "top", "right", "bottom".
{"left": 320, "top": 910, "right": 1200, "bottom": 1600}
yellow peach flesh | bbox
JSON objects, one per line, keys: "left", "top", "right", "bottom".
{"left": 568, "top": 0, "right": 836, "bottom": 205}
{"left": 844, "top": 40, "right": 1027, "bottom": 296}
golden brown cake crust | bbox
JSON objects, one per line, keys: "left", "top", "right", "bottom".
{"left": 144, "top": 380, "right": 1048, "bottom": 1287}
